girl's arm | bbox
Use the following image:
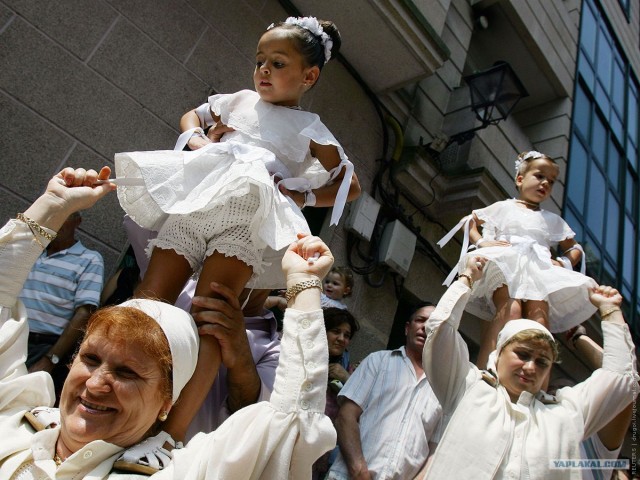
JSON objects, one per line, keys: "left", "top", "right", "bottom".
{"left": 180, "top": 108, "right": 211, "bottom": 150}
{"left": 554, "top": 237, "right": 581, "bottom": 268}
{"left": 468, "top": 214, "right": 483, "bottom": 246}
{"left": 280, "top": 141, "right": 360, "bottom": 208}
{"left": 469, "top": 213, "right": 510, "bottom": 248}
{"left": 180, "top": 108, "right": 232, "bottom": 150}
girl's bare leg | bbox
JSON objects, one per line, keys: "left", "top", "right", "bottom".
{"left": 522, "top": 300, "right": 550, "bottom": 390}
{"left": 135, "top": 248, "right": 193, "bottom": 304}
{"left": 476, "top": 285, "right": 522, "bottom": 369}
{"left": 163, "top": 251, "right": 253, "bottom": 442}
{"left": 522, "top": 299, "right": 549, "bottom": 328}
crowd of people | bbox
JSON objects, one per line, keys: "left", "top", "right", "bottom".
{"left": 0, "top": 14, "right": 637, "bottom": 480}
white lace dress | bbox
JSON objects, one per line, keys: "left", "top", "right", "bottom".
{"left": 439, "top": 200, "right": 597, "bottom": 332}
{"left": 115, "top": 90, "right": 353, "bottom": 289}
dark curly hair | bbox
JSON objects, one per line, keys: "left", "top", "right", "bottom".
{"left": 268, "top": 18, "right": 341, "bottom": 70}
{"left": 323, "top": 307, "right": 360, "bottom": 339}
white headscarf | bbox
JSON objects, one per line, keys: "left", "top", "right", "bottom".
{"left": 486, "top": 319, "right": 555, "bottom": 373}
{"left": 119, "top": 298, "right": 199, "bottom": 403}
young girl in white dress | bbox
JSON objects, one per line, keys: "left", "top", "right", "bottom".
{"left": 438, "top": 151, "right": 596, "bottom": 369}
{"left": 113, "top": 16, "right": 360, "bottom": 469}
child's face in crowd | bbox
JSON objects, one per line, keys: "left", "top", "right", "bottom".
{"left": 254, "top": 28, "right": 319, "bottom": 107}
{"left": 323, "top": 272, "right": 350, "bottom": 300}
{"left": 326, "top": 322, "right": 352, "bottom": 357}
{"left": 516, "top": 158, "right": 559, "bottom": 204}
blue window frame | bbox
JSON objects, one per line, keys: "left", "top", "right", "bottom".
{"left": 566, "top": 0, "right": 640, "bottom": 331}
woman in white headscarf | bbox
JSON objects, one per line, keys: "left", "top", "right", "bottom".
{"left": 422, "top": 256, "right": 637, "bottom": 479}
{"left": 0, "top": 166, "right": 335, "bottom": 479}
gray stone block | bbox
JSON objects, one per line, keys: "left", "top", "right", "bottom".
{"left": 0, "top": 3, "right": 14, "bottom": 30}
{"left": 185, "top": 27, "right": 255, "bottom": 95}
{"left": 188, "top": 0, "right": 267, "bottom": 56}
{"left": 0, "top": 92, "right": 74, "bottom": 202}
{"left": 88, "top": 18, "right": 208, "bottom": 127}
{"left": 257, "top": 0, "right": 287, "bottom": 23}
{"left": 107, "top": 0, "right": 208, "bottom": 63}
{"left": 0, "top": 17, "right": 177, "bottom": 160}
{"left": 244, "top": 0, "right": 269, "bottom": 12}
{"left": 2, "top": 0, "right": 117, "bottom": 60}
{"left": 310, "top": 64, "right": 383, "bottom": 163}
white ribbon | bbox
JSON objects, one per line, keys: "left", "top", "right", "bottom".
{"left": 174, "top": 127, "right": 200, "bottom": 152}
{"left": 276, "top": 158, "right": 354, "bottom": 226}
{"left": 327, "top": 159, "right": 354, "bottom": 226}
{"left": 562, "top": 244, "right": 586, "bottom": 274}
{"left": 437, "top": 215, "right": 473, "bottom": 286}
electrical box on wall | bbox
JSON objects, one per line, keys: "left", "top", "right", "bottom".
{"left": 378, "top": 220, "right": 416, "bottom": 277}
{"left": 344, "top": 191, "right": 380, "bottom": 241}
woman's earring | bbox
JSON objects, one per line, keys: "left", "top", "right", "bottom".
{"left": 158, "top": 411, "right": 168, "bottom": 422}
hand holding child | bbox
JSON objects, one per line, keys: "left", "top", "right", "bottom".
{"left": 282, "top": 233, "right": 334, "bottom": 281}
{"left": 589, "top": 285, "right": 622, "bottom": 309}
{"left": 26, "top": 166, "right": 115, "bottom": 233}
{"left": 462, "top": 256, "right": 487, "bottom": 283}
{"left": 589, "top": 285, "right": 625, "bottom": 326}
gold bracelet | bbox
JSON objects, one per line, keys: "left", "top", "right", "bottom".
{"left": 599, "top": 306, "right": 621, "bottom": 320}
{"left": 458, "top": 273, "right": 474, "bottom": 289}
{"left": 285, "top": 279, "right": 322, "bottom": 302}
{"left": 16, "top": 213, "right": 56, "bottom": 249}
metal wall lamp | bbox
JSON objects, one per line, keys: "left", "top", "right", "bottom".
{"left": 449, "top": 61, "right": 529, "bottom": 145}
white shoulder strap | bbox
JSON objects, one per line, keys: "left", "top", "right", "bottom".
{"left": 438, "top": 215, "right": 473, "bottom": 286}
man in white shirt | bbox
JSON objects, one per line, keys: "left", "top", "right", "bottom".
{"left": 327, "top": 304, "right": 442, "bottom": 480}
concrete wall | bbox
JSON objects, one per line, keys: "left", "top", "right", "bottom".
{"left": 600, "top": 0, "right": 640, "bottom": 77}
{"left": 0, "top": 0, "right": 399, "bottom": 362}
{"left": 0, "top": 3, "right": 381, "bottom": 273}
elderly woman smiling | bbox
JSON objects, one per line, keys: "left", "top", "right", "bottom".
{"left": 423, "top": 256, "right": 638, "bottom": 479}
{"left": 0, "top": 167, "right": 336, "bottom": 478}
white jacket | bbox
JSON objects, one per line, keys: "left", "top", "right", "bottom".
{"left": 423, "top": 281, "right": 638, "bottom": 479}
{"left": 0, "top": 219, "right": 335, "bottom": 479}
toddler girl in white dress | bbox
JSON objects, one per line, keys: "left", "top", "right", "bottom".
{"left": 113, "top": 16, "right": 360, "bottom": 470}
{"left": 438, "top": 151, "right": 596, "bottom": 368}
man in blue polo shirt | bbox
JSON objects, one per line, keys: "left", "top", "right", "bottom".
{"left": 19, "top": 211, "right": 103, "bottom": 398}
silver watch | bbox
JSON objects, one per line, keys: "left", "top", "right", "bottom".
{"left": 46, "top": 353, "right": 60, "bottom": 365}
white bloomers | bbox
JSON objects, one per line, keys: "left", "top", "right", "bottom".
{"left": 147, "top": 189, "right": 266, "bottom": 276}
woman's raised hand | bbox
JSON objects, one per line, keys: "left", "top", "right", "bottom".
{"left": 463, "top": 255, "right": 487, "bottom": 283}
{"left": 589, "top": 285, "right": 623, "bottom": 309}
{"left": 282, "top": 233, "right": 334, "bottom": 281}
{"left": 589, "top": 285, "right": 625, "bottom": 325}
{"left": 25, "top": 166, "right": 116, "bottom": 232}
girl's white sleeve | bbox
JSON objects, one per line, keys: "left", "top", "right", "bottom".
{"left": 194, "top": 102, "right": 215, "bottom": 128}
